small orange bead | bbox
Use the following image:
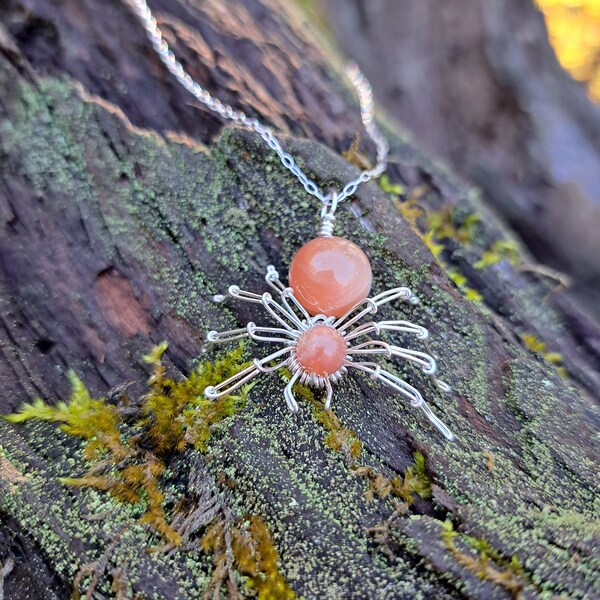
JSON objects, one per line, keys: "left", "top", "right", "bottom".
{"left": 295, "top": 325, "right": 347, "bottom": 376}
{"left": 289, "top": 236, "right": 372, "bottom": 317}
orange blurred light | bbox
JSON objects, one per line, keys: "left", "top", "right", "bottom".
{"left": 536, "top": 0, "right": 600, "bottom": 101}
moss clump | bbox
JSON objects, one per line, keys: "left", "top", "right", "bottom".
{"left": 427, "top": 208, "right": 481, "bottom": 246}
{"left": 142, "top": 342, "right": 255, "bottom": 452}
{"left": 201, "top": 514, "right": 296, "bottom": 600}
{"left": 418, "top": 208, "right": 485, "bottom": 302}
{"left": 6, "top": 371, "right": 126, "bottom": 462}
{"left": 316, "top": 408, "right": 363, "bottom": 464}
{"left": 441, "top": 521, "right": 526, "bottom": 599}
{"left": 474, "top": 239, "right": 520, "bottom": 269}
{"left": 354, "top": 452, "right": 432, "bottom": 505}
{"left": 520, "top": 333, "right": 566, "bottom": 377}
{"left": 378, "top": 174, "right": 406, "bottom": 197}
{"left": 5, "top": 343, "right": 253, "bottom": 544}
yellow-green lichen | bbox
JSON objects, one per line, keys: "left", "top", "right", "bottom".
{"left": 418, "top": 209, "right": 485, "bottom": 302}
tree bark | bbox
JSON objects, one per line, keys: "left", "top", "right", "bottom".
{"left": 0, "top": 1, "right": 599, "bottom": 599}
{"left": 323, "top": 0, "right": 600, "bottom": 321}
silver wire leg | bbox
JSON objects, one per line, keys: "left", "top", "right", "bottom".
{"left": 204, "top": 347, "right": 292, "bottom": 399}
{"left": 347, "top": 361, "right": 454, "bottom": 441}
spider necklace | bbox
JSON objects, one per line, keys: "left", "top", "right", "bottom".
{"left": 129, "top": 0, "right": 455, "bottom": 440}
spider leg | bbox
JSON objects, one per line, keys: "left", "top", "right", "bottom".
{"left": 346, "top": 361, "right": 454, "bottom": 441}
{"left": 204, "top": 347, "right": 292, "bottom": 399}
{"left": 280, "top": 288, "right": 311, "bottom": 327}
{"left": 419, "top": 402, "right": 455, "bottom": 441}
{"left": 343, "top": 320, "right": 429, "bottom": 342}
{"left": 389, "top": 345, "right": 437, "bottom": 375}
{"left": 347, "top": 361, "right": 423, "bottom": 405}
{"left": 346, "top": 340, "right": 437, "bottom": 375}
{"left": 323, "top": 376, "right": 334, "bottom": 410}
{"left": 284, "top": 370, "right": 301, "bottom": 413}
{"left": 333, "top": 298, "right": 378, "bottom": 333}
{"left": 204, "top": 364, "right": 260, "bottom": 399}
{"left": 435, "top": 379, "right": 452, "bottom": 393}
{"left": 213, "top": 267, "right": 286, "bottom": 302}
{"left": 253, "top": 346, "right": 294, "bottom": 372}
{"left": 265, "top": 265, "right": 287, "bottom": 293}
{"left": 207, "top": 322, "right": 298, "bottom": 345}
{"left": 334, "top": 287, "right": 419, "bottom": 333}
{"left": 206, "top": 328, "right": 249, "bottom": 344}
{"left": 347, "top": 326, "right": 451, "bottom": 392}
{"left": 262, "top": 292, "right": 307, "bottom": 332}
{"left": 370, "top": 287, "right": 420, "bottom": 307}
{"left": 265, "top": 269, "right": 312, "bottom": 328}
{"left": 227, "top": 285, "right": 264, "bottom": 304}
{"left": 247, "top": 323, "right": 300, "bottom": 343}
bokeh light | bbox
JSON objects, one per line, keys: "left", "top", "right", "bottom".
{"left": 537, "top": 0, "right": 600, "bottom": 100}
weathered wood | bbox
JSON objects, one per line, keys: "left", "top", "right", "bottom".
{"left": 0, "top": 1, "right": 599, "bottom": 599}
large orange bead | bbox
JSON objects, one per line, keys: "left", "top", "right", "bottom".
{"left": 289, "top": 236, "right": 372, "bottom": 317}
{"left": 295, "top": 325, "right": 347, "bottom": 376}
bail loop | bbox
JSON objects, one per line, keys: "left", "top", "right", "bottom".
{"left": 319, "top": 192, "right": 339, "bottom": 237}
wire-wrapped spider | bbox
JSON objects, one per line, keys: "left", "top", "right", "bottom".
{"left": 204, "top": 265, "right": 454, "bottom": 441}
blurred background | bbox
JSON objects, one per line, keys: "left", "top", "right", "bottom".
{"left": 301, "top": 0, "right": 600, "bottom": 322}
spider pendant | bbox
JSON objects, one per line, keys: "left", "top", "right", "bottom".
{"left": 204, "top": 235, "right": 454, "bottom": 441}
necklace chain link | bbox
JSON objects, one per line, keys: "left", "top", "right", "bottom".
{"left": 128, "top": 0, "right": 389, "bottom": 205}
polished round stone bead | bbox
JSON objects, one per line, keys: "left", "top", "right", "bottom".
{"left": 295, "top": 324, "right": 347, "bottom": 376}
{"left": 289, "top": 236, "right": 372, "bottom": 317}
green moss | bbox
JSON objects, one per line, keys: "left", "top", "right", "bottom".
{"left": 6, "top": 371, "right": 126, "bottom": 461}
{"left": 441, "top": 521, "right": 526, "bottom": 599}
{"left": 355, "top": 452, "right": 432, "bottom": 505}
{"left": 378, "top": 174, "right": 406, "bottom": 197}
{"left": 6, "top": 344, "right": 253, "bottom": 548}
{"left": 4, "top": 342, "right": 299, "bottom": 597}
{"left": 474, "top": 239, "right": 520, "bottom": 269}
{"left": 201, "top": 514, "right": 296, "bottom": 599}
{"left": 6, "top": 346, "right": 246, "bottom": 522}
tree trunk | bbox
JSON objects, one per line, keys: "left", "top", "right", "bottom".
{"left": 323, "top": 0, "right": 600, "bottom": 321}
{"left": 0, "top": 1, "right": 599, "bottom": 599}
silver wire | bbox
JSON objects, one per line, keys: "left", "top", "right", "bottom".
{"left": 205, "top": 265, "right": 455, "bottom": 440}
{"left": 126, "top": 0, "right": 389, "bottom": 206}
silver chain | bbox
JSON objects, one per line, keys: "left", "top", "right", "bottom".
{"left": 127, "top": 0, "right": 389, "bottom": 206}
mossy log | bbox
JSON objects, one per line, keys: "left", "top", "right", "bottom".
{"left": 0, "top": 1, "right": 599, "bottom": 599}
